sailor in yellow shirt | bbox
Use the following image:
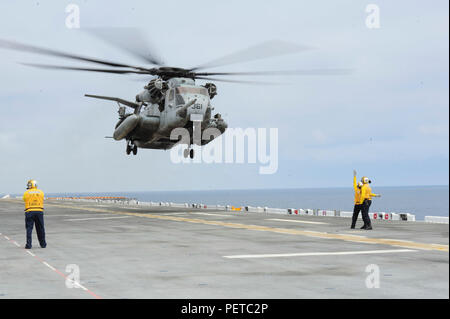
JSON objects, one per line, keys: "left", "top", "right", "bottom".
{"left": 351, "top": 170, "right": 364, "bottom": 229}
{"left": 359, "top": 176, "right": 381, "bottom": 230}
{"left": 23, "top": 180, "right": 46, "bottom": 249}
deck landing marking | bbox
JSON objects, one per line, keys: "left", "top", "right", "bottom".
{"left": 42, "top": 261, "right": 56, "bottom": 271}
{"left": 39, "top": 202, "right": 450, "bottom": 252}
{"left": 224, "top": 249, "right": 417, "bottom": 259}
{"left": 267, "top": 218, "right": 328, "bottom": 225}
{"left": 0, "top": 230, "right": 101, "bottom": 299}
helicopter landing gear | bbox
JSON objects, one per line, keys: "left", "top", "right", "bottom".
{"left": 183, "top": 146, "right": 195, "bottom": 159}
{"left": 126, "top": 141, "right": 138, "bottom": 156}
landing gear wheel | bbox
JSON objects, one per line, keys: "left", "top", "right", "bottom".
{"left": 126, "top": 144, "right": 132, "bottom": 155}
{"left": 183, "top": 148, "right": 189, "bottom": 158}
{"left": 132, "top": 145, "right": 138, "bottom": 155}
{"left": 189, "top": 148, "right": 194, "bottom": 159}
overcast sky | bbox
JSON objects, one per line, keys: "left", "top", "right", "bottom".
{"left": 0, "top": 1, "right": 448, "bottom": 194}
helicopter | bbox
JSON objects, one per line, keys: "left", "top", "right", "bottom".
{"left": 0, "top": 31, "right": 351, "bottom": 159}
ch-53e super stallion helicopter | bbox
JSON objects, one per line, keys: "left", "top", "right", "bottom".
{"left": 0, "top": 30, "right": 350, "bottom": 158}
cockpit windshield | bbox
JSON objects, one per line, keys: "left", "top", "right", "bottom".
{"left": 176, "top": 87, "right": 208, "bottom": 96}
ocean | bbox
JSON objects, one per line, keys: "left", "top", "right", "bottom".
{"left": 39, "top": 185, "right": 449, "bottom": 221}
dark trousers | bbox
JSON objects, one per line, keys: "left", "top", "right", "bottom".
{"left": 25, "top": 211, "right": 46, "bottom": 248}
{"left": 351, "top": 204, "right": 363, "bottom": 228}
{"left": 361, "top": 200, "right": 372, "bottom": 227}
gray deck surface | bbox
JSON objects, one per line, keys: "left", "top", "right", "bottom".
{"left": 0, "top": 199, "right": 448, "bottom": 299}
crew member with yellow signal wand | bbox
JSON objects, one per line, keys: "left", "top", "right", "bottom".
{"left": 359, "top": 176, "right": 381, "bottom": 230}
{"left": 23, "top": 180, "right": 47, "bottom": 249}
{"left": 351, "top": 170, "right": 364, "bottom": 229}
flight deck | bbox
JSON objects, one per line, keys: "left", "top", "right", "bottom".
{"left": 0, "top": 198, "right": 448, "bottom": 299}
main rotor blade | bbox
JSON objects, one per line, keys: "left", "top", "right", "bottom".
{"left": 190, "top": 40, "right": 312, "bottom": 71}
{"left": 195, "top": 68, "right": 353, "bottom": 77}
{"left": 0, "top": 39, "right": 149, "bottom": 71}
{"left": 195, "top": 76, "right": 279, "bottom": 85}
{"left": 21, "top": 63, "right": 149, "bottom": 74}
{"left": 84, "top": 27, "right": 164, "bottom": 66}
{"left": 20, "top": 63, "right": 151, "bottom": 74}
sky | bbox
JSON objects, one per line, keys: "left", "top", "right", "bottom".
{"left": 0, "top": 1, "right": 448, "bottom": 194}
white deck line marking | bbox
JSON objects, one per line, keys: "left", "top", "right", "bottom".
{"left": 66, "top": 216, "right": 132, "bottom": 221}
{"left": 42, "top": 261, "right": 56, "bottom": 271}
{"left": 76, "top": 283, "right": 88, "bottom": 291}
{"left": 224, "top": 249, "right": 417, "bottom": 259}
{"left": 12, "top": 241, "right": 20, "bottom": 247}
{"left": 4, "top": 236, "right": 10, "bottom": 240}
{"left": 67, "top": 280, "right": 88, "bottom": 291}
{"left": 267, "top": 218, "right": 328, "bottom": 225}
{"left": 26, "top": 251, "right": 35, "bottom": 257}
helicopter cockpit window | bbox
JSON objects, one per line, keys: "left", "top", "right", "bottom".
{"left": 168, "top": 89, "right": 175, "bottom": 101}
{"left": 176, "top": 87, "right": 208, "bottom": 96}
{"left": 175, "top": 94, "right": 185, "bottom": 106}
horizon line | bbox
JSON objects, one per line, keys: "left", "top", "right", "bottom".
{"left": 3, "top": 184, "right": 449, "bottom": 196}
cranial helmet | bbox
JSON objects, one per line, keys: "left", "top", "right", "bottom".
{"left": 361, "top": 176, "right": 370, "bottom": 184}
{"left": 27, "top": 180, "right": 37, "bottom": 189}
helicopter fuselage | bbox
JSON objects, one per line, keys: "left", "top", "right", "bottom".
{"left": 113, "top": 77, "right": 227, "bottom": 153}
